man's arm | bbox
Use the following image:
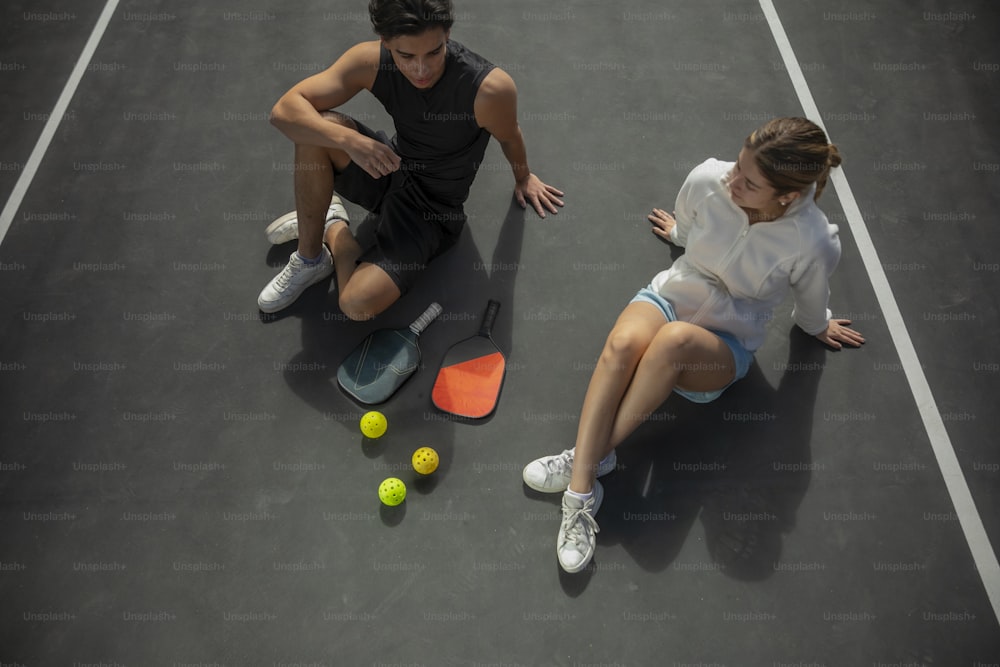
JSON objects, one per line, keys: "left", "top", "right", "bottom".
{"left": 270, "top": 41, "right": 401, "bottom": 177}
{"left": 474, "top": 68, "right": 563, "bottom": 217}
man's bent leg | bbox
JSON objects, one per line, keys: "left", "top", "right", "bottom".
{"left": 293, "top": 143, "right": 337, "bottom": 260}
{"left": 338, "top": 262, "right": 401, "bottom": 321}
{"left": 258, "top": 113, "right": 357, "bottom": 313}
{"left": 324, "top": 220, "right": 363, "bottom": 295}
{"left": 294, "top": 112, "right": 356, "bottom": 257}
{"left": 257, "top": 142, "right": 339, "bottom": 313}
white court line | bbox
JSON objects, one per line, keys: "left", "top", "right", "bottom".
{"left": 760, "top": 0, "right": 1000, "bottom": 625}
{"left": 0, "top": 0, "right": 121, "bottom": 244}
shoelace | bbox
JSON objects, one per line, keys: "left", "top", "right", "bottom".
{"left": 546, "top": 450, "right": 613, "bottom": 479}
{"left": 273, "top": 258, "right": 302, "bottom": 290}
{"left": 544, "top": 450, "right": 574, "bottom": 474}
{"left": 561, "top": 502, "right": 600, "bottom": 547}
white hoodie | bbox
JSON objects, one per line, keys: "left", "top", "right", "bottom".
{"left": 651, "top": 158, "right": 841, "bottom": 351}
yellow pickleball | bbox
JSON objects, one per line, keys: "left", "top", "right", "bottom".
{"left": 360, "top": 411, "right": 387, "bottom": 439}
{"left": 378, "top": 477, "right": 406, "bottom": 506}
{"left": 411, "top": 447, "right": 439, "bottom": 475}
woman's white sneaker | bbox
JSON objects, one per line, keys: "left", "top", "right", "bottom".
{"left": 522, "top": 449, "right": 616, "bottom": 493}
{"left": 557, "top": 481, "right": 604, "bottom": 573}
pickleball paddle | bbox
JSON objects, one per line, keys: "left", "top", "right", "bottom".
{"left": 337, "top": 302, "right": 442, "bottom": 404}
{"left": 431, "top": 299, "right": 506, "bottom": 419}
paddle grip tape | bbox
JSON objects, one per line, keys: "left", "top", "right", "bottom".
{"left": 479, "top": 300, "right": 500, "bottom": 337}
{"left": 410, "top": 302, "right": 443, "bottom": 335}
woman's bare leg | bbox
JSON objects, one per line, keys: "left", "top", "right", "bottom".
{"left": 567, "top": 320, "right": 736, "bottom": 494}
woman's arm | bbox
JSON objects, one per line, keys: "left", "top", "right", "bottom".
{"left": 815, "top": 319, "right": 865, "bottom": 349}
{"left": 790, "top": 228, "right": 864, "bottom": 348}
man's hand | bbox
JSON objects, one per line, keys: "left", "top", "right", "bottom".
{"left": 815, "top": 318, "right": 865, "bottom": 350}
{"left": 345, "top": 134, "right": 402, "bottom": 179}
{"left": 474, "top": 70, "right": 563, "bottom": 217}
{"left": 515, "top": 174, "right": 564, "bottom": 218}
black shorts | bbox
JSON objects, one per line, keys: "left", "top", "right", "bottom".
{"left": 334, "top": 118, "right": 468, "bottom": 294}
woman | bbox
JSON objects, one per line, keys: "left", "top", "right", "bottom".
{"left": 522, "top": 117, "right": 865, "bottom": 573}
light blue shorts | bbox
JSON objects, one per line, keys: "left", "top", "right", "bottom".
{"left": 629, "top": 287, "right": 754, "bottom": 403}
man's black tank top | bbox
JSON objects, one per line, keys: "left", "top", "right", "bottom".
{"left": 371, "top": 40, "right": 495, "bottom": 208}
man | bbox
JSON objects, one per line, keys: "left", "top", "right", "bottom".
{"left": 258, "top": 0, "right": 563, "bottom": 316}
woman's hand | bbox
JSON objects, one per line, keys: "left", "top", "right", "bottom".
{"left": 815, "top": 319, "right": 865, "bottom": 350}
{"left": 648, "top": 208, "right": 676, "bottom": 241}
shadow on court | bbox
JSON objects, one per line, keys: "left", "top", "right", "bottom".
{"left": 265, "top": 199, "right": 526, "bottom": 489}
{"left": 552, "top": 325, "right": 828, "bottom": 593}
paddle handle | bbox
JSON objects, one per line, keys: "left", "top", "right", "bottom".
{"left": 410, "top": 302, "right": 443, "bottom": 335}
{"left": 478, "top": 299, "right": 501, "bottom": 337}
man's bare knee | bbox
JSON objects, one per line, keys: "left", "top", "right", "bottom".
{"left": 307, "top": 112, "right": 356, "bottom": 171}
{"left": 338, "top": 285, "right": 397, "bottom": 322}
{"left": 338, "top": 292, "right": 374, "bottom": 322}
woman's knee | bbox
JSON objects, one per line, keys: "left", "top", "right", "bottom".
{"left": 601, "top": 324, "right": 653, "bottom": 365}
{"left": 651, "top": 322, "right": 735, "bottom": 383}
{"left": 651, "top": 321, "right": 699, "bottom": 351}
{"left": 638, "top": 323, "right": 705, "bottom": 375}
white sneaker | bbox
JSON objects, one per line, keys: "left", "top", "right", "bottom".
{"left": 257, "top": 247, "right": 334, "bottom": 313}
{"left": 522, "top": 448, "right": 616, "bottom": 493}
{"left": 557, "top": 481, "right": 603, "bottom": 573}
{"left": 265, "top": 196, "right": 350, "bottom": 245}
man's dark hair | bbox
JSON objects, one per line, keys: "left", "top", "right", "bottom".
{"left": 368, "top": 0, "right": 454, "bottom": 38}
